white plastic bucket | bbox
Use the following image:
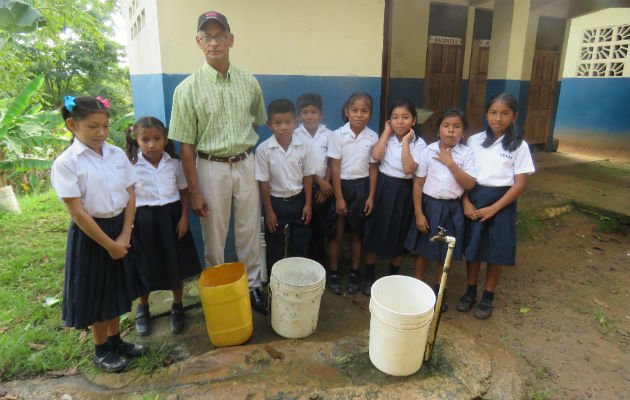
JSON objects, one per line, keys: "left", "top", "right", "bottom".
{"left": 0, "top": 185, "right": 20, "bottom": 213}
{"left": 368, "top": 275, "right": 436, "bottom": 376}
{"left": 269, "top": 257, "right": 326, "bottom": 339}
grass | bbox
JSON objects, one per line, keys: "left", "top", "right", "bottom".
{"left": 516, "top": 211, "right": 542, "bottom": 242}
{"left": 0, "top": 190, "right": 93, "bottom": 380}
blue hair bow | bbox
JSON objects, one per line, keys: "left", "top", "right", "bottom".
{"left": 64, "top": 96, "right": 76, "bottom": 112}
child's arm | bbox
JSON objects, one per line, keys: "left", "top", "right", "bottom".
{"left": 364, "top": 163, "right": 378, "bottom": 216}
{"left": 434, "top": 148, "right": 476, "bottom": 190}
{"left": 412, "top": 176, "right": 429, "bottom": 233}
{"left": 115, "top": 186, "right": 136, "bottom": 247}
{"left": 180, "top": 143, "right": 209, "bottom": 217}
{"left": 302, "top": 175, "right": 313, "bottom": 224}
{"left": 62, "top": 198, "right": 129, "bottom": 260}
{"left": 259, "top": 181, "right": 278, "bottom": 233}
{"left": 330, "top": 158, "right": 346, "bottom": 215}
{"left": 474, "top": 174, "right": 528, "bottom": 222}
{"left": 176, "top": 189, "right": 191, "bottom": 240}
{"left": 401, "top": 130, "right": 418, "bottom": 175}
{"left": 371, "top": 121, "right": 393, "bottom": 161}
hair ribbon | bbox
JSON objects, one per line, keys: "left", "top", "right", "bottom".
{"left": 64, "top": 96, "right": 76, "bottom": 112}
{"left": 96, "top": 96, "right": 110, "bottom": 109}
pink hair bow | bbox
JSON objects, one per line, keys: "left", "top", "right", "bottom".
{"left": 96, "top": 96, "right": 110, "bottom": 109}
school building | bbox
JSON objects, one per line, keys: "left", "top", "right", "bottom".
{"left": 121, "top": 0, "right": 630, "bottom": 155}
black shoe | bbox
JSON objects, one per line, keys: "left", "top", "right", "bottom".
{"left": 135, "top": 303, "right": 151, "bottom": 336}
{"left": 116, "top": 341, "right": 146, "bottom": 358}
{"left": 347, "top": 271, "right": 360, "bottom": 294}
{"left": 171, "top": 303, "right": 185, "bottom": 334}
{"left": 361, "top": 276, "right": 374, "bottom": 296}
{"left": 250, "top": 288, "right": 269, "bottom": 315}
{"left": 93, "top": 351, "right": 128, "bottom": 373}
{"left": 474, "top": 299, "right": 493, "bottom": 319}
{"left": 327, "top": 272, "right": 343, "bottom": 295}
{"left": 456, "top": 293, "right": 477, "bottom": 312}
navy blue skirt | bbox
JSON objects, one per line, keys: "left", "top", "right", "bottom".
{"left": 134, "top": 201, "right": 202, "bottom": 291}
{"left": 464, "top": 185, "right": 517, "bottom": 266}
{"left": 63, "top": 213, "right": 149, "bottom": 329}
{"left": 405, "top": 194, "right": 465, "bottom": 262}
{"left": 327, "top": 177, "right": 370, "bottom": 238}
{"left": 363, "top": 174, "right": 413, "bottom": 259}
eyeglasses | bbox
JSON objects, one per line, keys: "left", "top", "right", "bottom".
{"left": 198, "top": 34, "right": 230, "bottom": 44}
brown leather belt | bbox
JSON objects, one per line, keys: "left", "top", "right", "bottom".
{"left": 197, "top": 148, "right": 252, "bottom": 163}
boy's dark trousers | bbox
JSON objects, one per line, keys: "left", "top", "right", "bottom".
{"left": 265, "top": 191, "right": 311, "bottom": 276}
{"left": 308, "top": 186, "right": 331, "bottom": 267}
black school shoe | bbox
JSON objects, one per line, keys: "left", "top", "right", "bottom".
{"left": 135, "top": 303, "right": 151, "bottom": 336}
{"left": 473, "top": 299, "right": 493, "bottom": 319}
{"left": 171, "top": 303, "right": 185, "bottom": 334}
{"left": 327, "top": 272, "right": 343, "bottom": 295}
{"left": 93, "top": 351, "right": 128, "bottom": 373}
{"left": 347, "top": 271, "right": 360, "bottom": 295}
{"left": 109, "top": 334, "right": 147, "bottom": 358}
{"left": 250, "top": 288, "right": 269, "bottom": 315}
{"left": 456, "top": 293, "right": 477, "bottom": 312}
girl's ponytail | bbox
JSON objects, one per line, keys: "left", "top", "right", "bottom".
{"left": 125, "top": 125, "right": 139, "bottom": 164}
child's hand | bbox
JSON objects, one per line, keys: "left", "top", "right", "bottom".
{"left": 434, "top": 147, "right": 455, "bottom": 167}
{"left": 474, "top": 205, "right": 498, "bottom": 222}
{"left": 107, "top": 240, "right": 130, "bottom": 260}
{"left": 363, "top": 196, "right": 374, "bottom": 216}
{"left": 319, "top": 180, "right": 334, "bottom": 198}
{"left": 403, "top": 129, "right": 415, "bottom": 143}
{"left": 383, "top": 120, "right": 393, "bottom": 136}
{"left": 415, "top": 214, "right": 429, "bottom": 233}
{"left": 463, "top": 198, "right": 477, "bottom": 220}
{"left": 302, "top": 205, "right": 312, "bottom": 225}
{"left": 265, "top": 211, "right": 279, "bottom": 233}
{"left": 175, "top": 216, "right": 189, "bottom": 240}
{"left": 314, "top": 191, "right": 327, "bottom": 204}
{"left": 336, "top": 198, "right": 347, "bottom": 216}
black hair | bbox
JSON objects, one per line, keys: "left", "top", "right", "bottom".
{"left": 296, "top": 93, "right": 323, "bottom": 112}
{"left": 436, "top": 108, "right": 468, "bottom": 141}
{"left": 125, "top": 116, "right": 178, "bottom": 164}
{"left": 341, "top": 92, "right": 373, "bottom": 122}
{"left": 60, "top": 96, "right": 109, "bottom": 142}
{"left": 388, "top": 98, "right": 421, "bottom": 138}
{"left": 483, "top": 92, "right": 523, "bottom": 152}
{"left": 267, "top": 99, "right": 296, "bottom": 119}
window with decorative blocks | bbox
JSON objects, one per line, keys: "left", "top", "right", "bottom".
{"left": 577, "top": 24, "right": 629, "bottom": 77}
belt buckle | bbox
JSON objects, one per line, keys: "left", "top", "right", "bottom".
{"left": 227, "top": 154, "right": 239, "bottom": 163}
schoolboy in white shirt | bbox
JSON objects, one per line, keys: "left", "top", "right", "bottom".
{"left": 294, "top": 93, "right": 333, "bottom": 266}
{"left": 256, "top": 99, "right": 316, "bottom": 274}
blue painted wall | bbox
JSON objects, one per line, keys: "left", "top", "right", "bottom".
{"left": 388, "top": 78, "right": 424, "bottom": 107}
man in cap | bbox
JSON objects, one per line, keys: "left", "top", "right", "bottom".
{"left": 169, "top": 11, "right": 268, "bottom": 315}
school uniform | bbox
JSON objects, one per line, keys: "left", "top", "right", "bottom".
{"left": 464, "top": 132, "right": 535, "bottom": 266}
{"left": 363, "top": 135, "right": 426, "bottom": 259}
{"left": 51, "top": 140, "right": 148, "bottom": 330}
{"left": 255, "top": 134, "right": 317, "bottom": 272}
{"left": 295, "top": 123, "right": 332, "bottom": 264}
{"left": 405, "top": 141, "right": 476, "bottom": 262}
{"left": 133, "top": 152, "right": 201, "bottom": 291}
{"left": 326, "top": 122, "right": 379, "bottom": 237}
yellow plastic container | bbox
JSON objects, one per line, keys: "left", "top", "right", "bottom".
{"left": 198, "top": 262, "right": 253, "bottom": 347}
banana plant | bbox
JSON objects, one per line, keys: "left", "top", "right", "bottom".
{"left": 0, "top": 74, "right": 66, "bottom": 187}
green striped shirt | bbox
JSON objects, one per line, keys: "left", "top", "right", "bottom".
{"left": 169, "top": 63, "right": 267, "bottom": 157}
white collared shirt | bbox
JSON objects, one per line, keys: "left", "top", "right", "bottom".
{"left": 380, "top": 135, "right": 427, "bottom": 179}
{"left": 327, "top": 122, "right": 378, "bottom": 180}
{"left": 416, "top": 141, "right": 477, "bottom": 199}
{"left": 255, "top": 134, "right": 316, "bottom": 197}
{"left": 134, "top": 152, "right": 187, "bottom": 207}
{"left": 467, "top": 131, "right": 535, "bottom": 186}
{"left": 51, "top": 140, "right": 137, "bottom": 218}
{"left": 294, "top": 123, "right": 332, "bottom": 179}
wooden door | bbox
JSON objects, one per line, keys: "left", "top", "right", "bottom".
{"left": 423, "top": 36, "right": 463, "bottom": 141}
{"left": 525, "top": 50, "right": 559, "bottom": 146}
{"left": 465, "top": 39, "right": 490, "bottom": 136}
